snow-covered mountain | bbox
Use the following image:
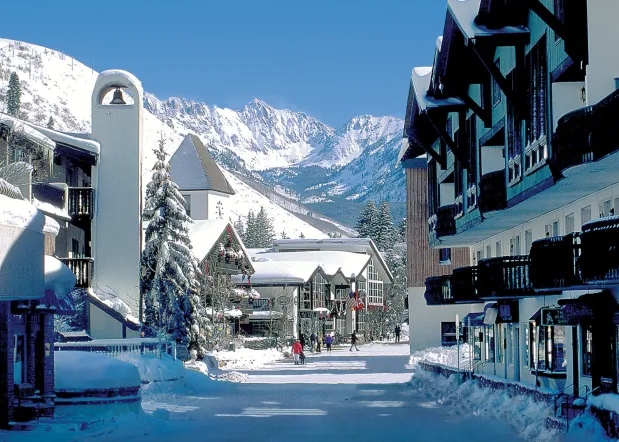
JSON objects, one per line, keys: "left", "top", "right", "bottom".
{"left": 0, "top": 38, "right": 405, "bottom": 235}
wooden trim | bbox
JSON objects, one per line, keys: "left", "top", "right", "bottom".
{"left": 461, "top": 93, "right": 491, "bottom": 127}
{"left": 527, "top": 0, "right": 569, "bottom": 43}
{"left": 426, "top": 113, "right": 469, "bottom": 169}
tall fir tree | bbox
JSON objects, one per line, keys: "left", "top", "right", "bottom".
{"left": 245, "top": 210, "right": 257, "bottom": 248}
{"left": 140, "top": 136, "right": 203, "bottom": 351}
{"left": 375, "top": 202, "right": 398, "bottom": 251}
{"left": 355, "top": 200, "right": 379, "bottom": 239}
{"left": 6, "top": 72, "right": 21, "bottom": 117}
{"left": 233, "top": 215, "right": 245, "bottom": 242}
{"left": 46, "top": 116, "right": 55, "bottom": 129}
{"left": 255, "top": 206, "right": 274, "bottom": 247}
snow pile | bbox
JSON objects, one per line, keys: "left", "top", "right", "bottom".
{"left": 208, "top": 347, "right": 285, "bottom": 370}
{"left": 44, "top": 255, "right": 76, "bottom": 300}
{"left": 185, "top": 356, "right": 248, "bottom": 383}
{"left": 0, "top": 194, "right": 44, "bottom": 231}
{"left": 407, "top": 369, "right": 559, "bottom": 441}
{"left": 400, "top": 323, "right": 410, "bottom": 340}
{"left": 32, "top": 197, "right": 69, "bottom": 220}
{"left": 408, "top": 344, "right": 471, "bottom": 369}
{"left": 115, "top": 353, "right": 186, "bottom": 384}
{"left": 55, "top": 351, "right": 141, "bottom": 391}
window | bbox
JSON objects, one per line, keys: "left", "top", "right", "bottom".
{"left": 532, "top": 323, "right": 567, "bottom": 372}
{"left": 507, "top": 70, "right": 523, "bottom": 163}
{"left": 544, "top": 221, "right": 559, "bottom": 237}
{"left": 476, "top": 249, "right": 483, "bottom": 265}
{"left": 600, "top": 199, "right": 612, "bottom": 218}
{"left": 181, "top": 194, "right": 191, "bottom": 217}
{"left": 497, "top": 325, "right": 504, "bottom": 363}
{"left": 367, "top": 259, "right": 383, "bottom": 306}
{"left": 357, "top": 281, "right": 366, "bottom": 293}
{"left": 356, "top": 309, "right": 367, "bottom": 333}
{"left": 301, "top": 284, "right": 311, "bottom": 310}
{"left": 524, "top": 38, "right": 548, "bottom": 149}
{"left": 335, "top": 288, "right": 347, "bottom": 301}
{"left": 441, "top": 322, "right": 457, "bottom": 346}
{"left": 510, "top": 235, "right": 521, "bottom": 255}
{"left": 312, "top": 273, "right": 327, "bottom": 310}
{"left": 565, "top": 213, "right": 575, "bottom": 234}
{"left": 14, "top": 335, "right": 25, "bottom": 384}
{"left": 439, "top": 248, "right": 451, "bottom": 264}
{"left": 485, "top": 326, "right": 495, "bottom": 362}
{"left": 582, "top": 324, "right": 593, "bottom": 376}
{"left": 525, "top": 230, "right": 533, "bottom": 254}
{"left": 508, "top": 325, "right": 514, "bottom": 365}
{"left": 614, "top": 198, "right": 619, "bottom": 216}
{"left": 486, "top": 245, "right": 492, "bottom": 259}
{"left": 581, "top": 206, "right": 592, "bottom": 225}
{"left": 496, "top": 241, "right": 502, "bottom": 257}
{"left": 492, "top": 59, "right": 502, "bottom": 106}
{"left": 473, "top": 327, "right": 482, "bottom": 360}
{"left": 523, "top": 324, "right": 530, "bottom": 367}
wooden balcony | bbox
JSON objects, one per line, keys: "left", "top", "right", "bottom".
{"left": 477, "top": 256, "right": 533, "bottom": 299}
{"left": 58, "top": 257, "right": 93, "bottom": 288}
{"left": 32, "top": 183, "right": 65, "bottom": 208}
{"left": 579, "top": 217, "right": 619, "bottom": 282}
{"left": 68, "top": 187, "right": 94, "bottom": 219}
{"left": 478, "top": 170, "right": 506, "bottom": 213}
{"left": 424, "top": 275, "right": 452, "bottom": 306}
{"left": 530, "top": 234, "right": 581, "bottom": 289}
{"left": 451, "top": 266, "right": 481, "bottom": 304}
{"left": 553, "top": 88, "right": 619, "bottom": 173}
{"left": 429, "top": 204, "right": 456, "bottom": 237}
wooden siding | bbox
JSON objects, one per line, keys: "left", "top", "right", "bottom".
{"left": 406, "top": 166, "right": 469, "bottom": 287}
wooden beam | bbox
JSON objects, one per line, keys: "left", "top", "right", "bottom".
{"left": 409, "top": 133, "right": 445, "bottom": 169}
{"left": 426, "top": 113, "right": 469, "bottom": 169}
{"left": 527, "top": 0, "right": 569, "bottom": 43}
{"left": 461, "top": 93, "right": 491, "bottom": 127}
{"left": 471, "top": 45, "right": 516, "bottom": 105}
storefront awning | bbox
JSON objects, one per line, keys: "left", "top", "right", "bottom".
{"left": 462, "top": 312, "right": 485, "bottom": 327}
{"left": 484, "top": 300, "right": 519, "bottom": 324}
{"left": 558, "top": 290, "right": 616, "bottom": 324}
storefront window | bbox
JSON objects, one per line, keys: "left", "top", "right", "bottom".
{"left": 548, "top": 326, "right": 567, "bottom": 372}
{"left": 497, "top": 325, "right": 504, "bottom": 363}
{"left": 473, "top": 327, "right": 482, "bottom": 361}
{"left": 485, "top": 326, "right": 495, "bottom": 362}
{"left": 523, "top": 325, "right": 529, "bottom": 367}
{"left": 537, "top": 326, "right": 547, "bottom": 370}
{"left": 508, "top": 326, "right": 514, "bottom": 365}
{"left": 582, "top": 325, "right": 593, "bottom": 376}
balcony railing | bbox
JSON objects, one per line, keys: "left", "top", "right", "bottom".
{"left": 451, "top": 266, "right": 481, "bottom": 303}
{"left": 429, "top": 204, "right": 456, "bottom": 236}
{"left": 68, "top": 187, "right": 94, "bottom": 219}
{"left": 424, "top": 275, "right": 452, "bottom": 306}
{"left": 478, "top": 170, "right": 507, "bottom": 213}
{"left": 553, "top": 88, "right": 619, "bottom": 172}
{"left": 530, "top": 234, "right": 581, "bottom": 289}
{"left": 58, "top": 257, "right": 93, "bottom": 288}
{"left": 477, "top": 256, "right": 533, "bottom": 299}
{"left": 579, "top": 217, "right": 619, "bottom": 282}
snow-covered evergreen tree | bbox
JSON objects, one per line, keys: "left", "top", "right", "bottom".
{"left": 140, "top": 136, "right": 204, "bottom": 353}
{"left": 233, "top": 215, "right": 245, "bottom": 242}
{"left": 255, "top": 205, "right": 274, "bottom": 247}
{"left": 375, "top": 202, "right": 398, "bottom": 251}
{"left": 6, "top": 72, "right": 21, "bottom": 117}
{"left": 46, "top": 115, "right": 55, "bottom": 129}
{"left": 356, "top": 200, "right": 379, "bottom": 239}
{"left": 245, "top": 210, "right": 257, "bottom": 247}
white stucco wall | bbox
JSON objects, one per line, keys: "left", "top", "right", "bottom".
{"left": 408, "top": 286, "right": 479, "bottom": 353}
{"left": 88, "top": 303, "right": 125, "bottom": 339}
{"left": 586, "top": 0, "right": 619, "bottom": 105}
{"left": 206, "top": 192, "right": 230, "bottom": 221}
{"left": 180, "top": 191, "right": 208, "bottom": 220}
{"left": 91, "top": 71, "right": 143, "bottom": 318}
{"left": 551, "top": 82, "right": 586, "bottom": 131}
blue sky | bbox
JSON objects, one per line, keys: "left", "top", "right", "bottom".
{"left": 5, "top": 0, "right": 445, "bottom": 127}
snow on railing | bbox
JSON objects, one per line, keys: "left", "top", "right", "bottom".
{"left": 54, "top": 338, "right": 177, "bottom": 360}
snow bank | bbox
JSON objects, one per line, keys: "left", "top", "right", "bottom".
{"left": 208, "top": 347, "right": 284, "bottom": 370}
{"left": 55, "top": 351, "right": 141, "bottom": 390}
{"left": 408, "top": 369, "right": 559, "bottom": 441}
{"left": 115, "top": 353, "right": 186, "bottom": 384}
{"left": 0, "top": 194, "right": 44, "bottom": 231}
{"left": 409, "top": 344, "right": 471, "bottom": 369}
{"left": 44, "top": 255, "right": 76, "bottom": 300}
{"left": 588, "top": 394, "right": 619, "bottom": 414}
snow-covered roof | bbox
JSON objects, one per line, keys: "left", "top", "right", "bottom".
{"left": 447, "top": 0, "right": 528, "bottom": 42}
{"left": 43, "top": 215, "right": 60, "bottom": 236}
{"left": 22, "top": 122, "right": 100, "bottom": 155}
{"left": 249, "top": 311, "right": 283, "bottom": 320}
{"left": 0, "top": 113, "right": 55, "bottom": 151}
{"left": 33, "top": 198, "right": 71, "bottom": 222}
{"left": 411, "top": 67, "right": 464, "bottom": 112}
{"left": 232, "top": 260, "right": 322, "bottom": 286}
{"left": 44, "top": 255, "right": 76, "bottom": 300}
{"left": 0, "top": 194, "right": 45, "bottom": 232}
{"left": 188, "top": 219, "right": 255, "bottom": 273}
{"left": 272, "top": 238, "right": 393, "bottom": 282}
{"left": 252, "top": 251, "right": 370, "bottom": 281}
{"left": 169, "top": 134, "right": 235, "bottom": 195}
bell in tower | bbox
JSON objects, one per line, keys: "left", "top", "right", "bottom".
{"left": 110, "top": 87, "right": 126, "bottom": 105}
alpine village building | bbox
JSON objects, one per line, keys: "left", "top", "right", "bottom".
{"left": 399, "top": 0, "right": 619, "bottom": 415}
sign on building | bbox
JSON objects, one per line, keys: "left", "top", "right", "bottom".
{"left": 541, "top": 308, "right": 569, "bottom": 326}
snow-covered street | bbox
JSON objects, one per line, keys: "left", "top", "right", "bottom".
{"left": 2, "top": 343, "right": 530, "bottom": 441}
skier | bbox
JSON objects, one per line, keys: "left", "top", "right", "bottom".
{"left": 350, "top": 331, "right": 360, "bottom": 351}
{"left": 292, "top": 340, "right": 303, "bottom": 365}
{"left": 395, "top": 325, "right": 401, "bottom": 343}
{"left": 325, "top": 333, "right": 333, "bottom": 353}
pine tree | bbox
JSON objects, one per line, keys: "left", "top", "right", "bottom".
{"left": 299, "top": 232, "right": 305, "bottom": 239}
{"left": 6, "top": 72, "right": 21, "bottom": 117}
{"left": 397, "top": 218, "right": 406, "bottom": 242}
{"left": 355, "top": 201, "right": 379, "bottom": 239}
{"left": 245, "top": 210, "right": 256, "bottom": 248}
{"left": 46, "top": 116, "right": 55, "bottom": 129}
{"left": 255, "top": 206, "right": 274, "bottom": 247}
{"left": 233, "top": 215, "right": 245, "bottom": 242}
{"left": 140, "top": 136, "right": 203, "bottom": 352}
{"left": 281, "top": 230, "right": 289, "bottom": 239}
{"left": 375, "top": 202, "right": 398, "bottom": 251}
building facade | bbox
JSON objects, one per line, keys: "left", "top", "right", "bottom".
{"left": 400, "top": 0, "right": 619, "bottom": 401}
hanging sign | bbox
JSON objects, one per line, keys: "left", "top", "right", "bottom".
{"left": 541, "top": 307, "right": 569, "bottom": 326}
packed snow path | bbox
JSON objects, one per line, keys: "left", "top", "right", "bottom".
{"left": 4, "top": 344, "right": 524, "bottom": 441}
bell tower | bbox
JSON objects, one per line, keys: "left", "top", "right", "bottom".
{"left": 91, "top": 70, "right": 144, "bottom": 321}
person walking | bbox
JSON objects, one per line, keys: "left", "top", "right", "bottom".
{"left": 292, "top": 340, "right": 303, "bottom": 365}
{"left": 325, "top": 334, "right": 333, "bottom": 353}
{"left": 395, "top": 325, "right": 401, "bottom": 343}
{"left": 300, "top": 333, "right": 306, "bottom": 350}
{"left": 310, "top": 332, "right": 316, "bottom": 352}
{"left": 350, "top": 331, "right": 359, "bottom": 351}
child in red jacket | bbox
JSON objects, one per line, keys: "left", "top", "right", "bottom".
{"left": 292, "top": 340, "right": 303, "bottom": 365}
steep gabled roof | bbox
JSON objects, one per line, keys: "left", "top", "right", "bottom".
{"left": 169, "top": 134, "right": 235, "bottom": 195}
